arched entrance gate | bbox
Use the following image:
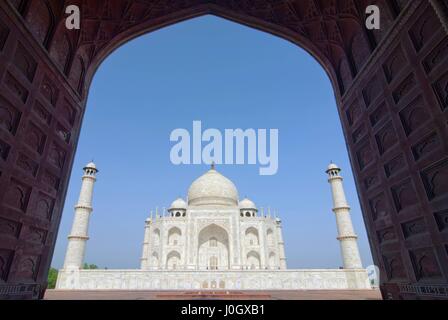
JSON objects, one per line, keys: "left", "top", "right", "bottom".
{"left": 0, "top": 0, "right": 447, "bottom": 299}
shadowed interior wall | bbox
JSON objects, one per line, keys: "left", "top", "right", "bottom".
{"left": 0, "top": 0, "right": 447, "bottom": 299}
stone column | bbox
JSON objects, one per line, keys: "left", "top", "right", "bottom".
{"left": 140, "top": 218, "right": 151, "bottom": 269}
{"left": 326, "top": 163, "right": 363, "bottom": 269}
{"left": 275, "top": 218, "right": 287, "bottom": 269}
{"left": 63, "top": 162, "right": 98, "bottom": 269}
{"left": 430, "top": 0, "right": 448, "bottom": 34}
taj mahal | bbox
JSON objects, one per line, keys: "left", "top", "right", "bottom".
{"left": 56, "top": 163, "right": 371, "bottom": 290}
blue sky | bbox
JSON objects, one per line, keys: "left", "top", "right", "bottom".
{"left": 51, "top": 15, "right": 373, "bottom": 269}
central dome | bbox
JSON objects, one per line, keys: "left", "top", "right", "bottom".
{"left": 188, "top": 167, "right": 239, "bottom": 206}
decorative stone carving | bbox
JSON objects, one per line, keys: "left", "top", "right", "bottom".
{"left": 34, "top": 193, "right": 55, "bottom": 220}
{"left": 32, "top": 100, "right": 52, "bottom": 126}
{"left": 4, "top": 179, "right": 31, "bottom": 212}
{"left": 383, "top": 253, "right": 407, "bottom": 280}
{"left": 399, "top": 96, "right": 430, "bottom": 135}
{"left": 0, "top": 249, "right": 13, "bottom": 282}
{"left": 352, "top": 125, "right": 366, "bottom": 144}
{"left": 68, "top": 56, "right": 86, "bottom": 95}
{"left": 393, "top": 74, "right": 416, "bottom": 104}
{"left": 375, "top": 123, "right": 398, "bottom": 155}
{"left": 391, "top": 179, "right": 418, "bottom": 212}
{"left": 0, "top": 95, "right": 21, "bottom": 135}
{"left": 13, "top": 42, "right": 37, "bottom": 82}
{"left": 15, "top": 255, "right": 40, "bottom": 281}
{"left": 433, "top": 71, "right": 448, "bottom": 111}
{"left": 421, "top": 158, "right": 448, "bottom": 201}
{"left": 423, "top": 37, "right": 448, "bottom": 74}
{"left": 409, "top": 7, "right": 440, "bottom": 52}
{"left": 370, "top": 102, "right": 388, "bottom": 127}
{"left": 0, "top": 218, "right": 21, "bottom": 239}
{"left": 384, "top": 154, "right": 406, "bottom": 178}
{"left": 377, "top": 226, "right": 397, "bottom": 244}
{"left": 24, "top": 122, "right": 46, "bottom": 154}
{"left": 409, "top": 248, "right": 443, "bottom": 281}
{"left": 412, "top": 132, "right": 440, "bottom": 161}
{"left": 24, "top": 0, "right": 54, "bottom": 46}
{"left": 401, "top": 217, "right": 427, "bottom": 238}
{"left": 60, "top": 100, "right": 76, "bottom": 126}
{"left": 40, "top": 76, "right": 59, "bottom": 107}
{"left": 362, "top": 76, "right": 382, "bottom": 107}
{"left": 356, "top": 143, "right": 374, "bottom": 170}
{"left": 48, "top": 143, "right": 66, "bottom": 170}
{"left": 16, "top": 153, "right": 38, "bottom": 177}
{"left": 0, "top": 138, "right": 10, "bottom": 161}
{"left": 49, "top": 33, "right": 72, "bottom": 74}
{"left": 364, "top": 174, "right": 380, "bottom": 190}
{"left": 383, "top": 46, "right": 406, "bottom": 83}
{"left": 369, "top": 193, "right": 388, "bottom": 221}
{"left": 346, "top": 101, "right": 362, "bottom": 126}
{"left": 41, "top": 170, "right": 60, "bottom": 191}
{"left": 5, "top": 72, "right": 28, "bottom": 103}
{"left": 23, "top": 227, "right": 47, "bottom": 245}
{"left": 55, "top": 122, "right": 71, "bottom": 144}
{"left": 434, "top": 209, "right": 448, "bottom": 232}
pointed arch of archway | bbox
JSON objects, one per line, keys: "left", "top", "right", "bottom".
{"left": 0, "top": 0, "right": 447, "bottom": 300}
{"left": 167, "top": 226, "right": 182, "bottom": 246}
{"left": 198, "top": 224, "right": 229, "bottom": 270}
{"left": 84, "top": 3, "right": 344, "bottom": 98}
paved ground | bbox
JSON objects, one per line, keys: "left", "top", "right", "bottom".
{"left": 45, "top": 289, "right": 382, "bottom": 300}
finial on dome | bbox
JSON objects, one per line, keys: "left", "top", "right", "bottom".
{"left": 211, "top": 161, "right": 215, "bottom": 170}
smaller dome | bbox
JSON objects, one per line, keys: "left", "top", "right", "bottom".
{"left": 326, "top": 163, "right": 340, "bottom": 172}
{"left": 85, "top": 161, "right": 97, "bottom": 169}
{"left": 239, "top": 198, "right": 257, "bottom": 210}
{"left": 169, "top": 198, "right": 187, "bottom": 210}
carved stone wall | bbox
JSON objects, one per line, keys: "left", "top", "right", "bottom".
{"left": 55, "top": 268, "right": 371, "bottom": 290}
{"left": 0, "top": 0, "right": 446, "bottom": 299}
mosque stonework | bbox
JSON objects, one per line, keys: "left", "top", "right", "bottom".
{"left": 56, "top": 163, "right": 370, "bottom": 290}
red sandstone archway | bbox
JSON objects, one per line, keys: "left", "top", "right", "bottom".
{"left": 0, "top": 0, "right": 447, "bottom": 299}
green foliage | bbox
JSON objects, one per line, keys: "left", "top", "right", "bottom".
{"left": 47, "top": 268, "right": 58, "bottom": 289}
{"left": 83, "top": 263, "right": 99, "bottom": 269}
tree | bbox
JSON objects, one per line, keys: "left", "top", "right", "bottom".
{"left": 83, "top": 263, "right": 99, "bottom": 269}
{"left": 47, "top": 268, "right": 58, "bottom": 289}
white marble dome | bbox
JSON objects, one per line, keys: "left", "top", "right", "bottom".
{"left": 169, "top": 198, "right": 187, "bottom": 210}
{"left": 327, "top": 163, "right": 340, "bottom": 171}
{"left": 188, "top": 167, "right": 239, "bottom": 206}
{"left": 84, "top": 161, "right": 96, "bottom": 169}
{"left": 239, "top": 198, "right": 256, "bottom": 210}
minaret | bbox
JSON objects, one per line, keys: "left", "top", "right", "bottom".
{"left": 275, "top": 215, "right": 287, "bottom": 269}
{"left": 140, "top": 216, "right": 151, "bottom": 269}
{"left": 63, "top": 161, "right": 98, "bottom": 269}
{"left": 326, "top": 163, "right": 362, "bottom": 269}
